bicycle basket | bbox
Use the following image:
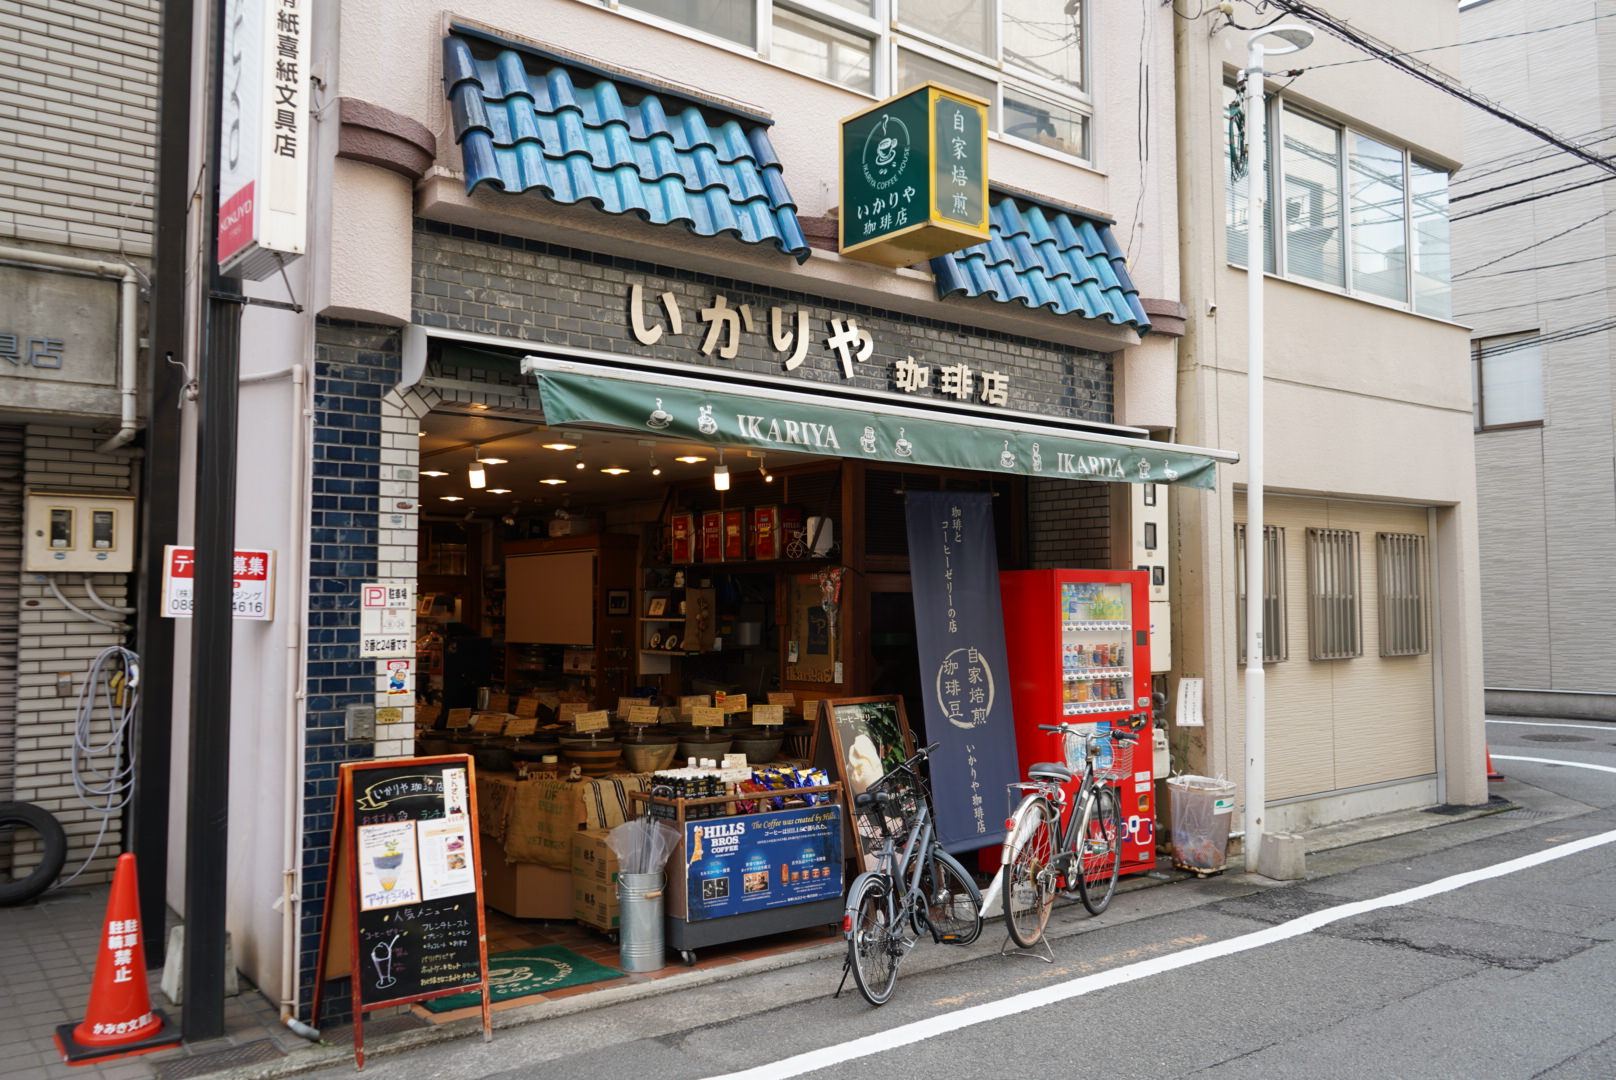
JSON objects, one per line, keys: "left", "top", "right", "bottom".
{"left": 1096, "top": 737, "right": 1134, "bottom": 782}
{"left": 852, "top": 769, "right": 926, "bottom": 860}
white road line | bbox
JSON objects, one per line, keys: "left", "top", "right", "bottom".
{"left": 700, "top": 822, "right": 1616, "bottom": 1080}
{"left": 1487, "top": 719, "right": 1616, "bottom": 732}
{"left": 1492, "top": 754, "right": 1616, "bottom": 775}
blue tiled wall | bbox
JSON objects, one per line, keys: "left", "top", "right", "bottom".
{"left": 300, "top": 319, "right": 401, "bottom": 1020}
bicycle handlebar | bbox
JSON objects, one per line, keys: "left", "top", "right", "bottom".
{"left": 867, "top": 742, "right": 941, "bottom": 795}
{"left": 1036, "top": 722, "right": 1138, "bottom": 744}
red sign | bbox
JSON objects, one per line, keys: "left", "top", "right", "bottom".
{"left": 161, "top": 545, "right": 275, "bottom": 620}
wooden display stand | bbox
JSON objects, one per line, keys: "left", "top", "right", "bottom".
{"left": 629, "top": 784, "right": 844, "bottom": 966}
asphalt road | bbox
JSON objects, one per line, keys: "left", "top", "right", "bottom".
{"left": 305, "top": 715, "right": 1616, "bottom": 1080}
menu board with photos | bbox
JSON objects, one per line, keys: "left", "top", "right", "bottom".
{"left": 312, "top": 756, "right": 492, "bottom": 1067}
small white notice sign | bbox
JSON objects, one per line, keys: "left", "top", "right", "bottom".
{"left": 1176, "top": 677, "right": 1205, "bottom": 728}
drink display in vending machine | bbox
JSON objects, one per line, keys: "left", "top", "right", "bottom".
{"left": 999, "top": 569, "right": 1156, "bottom": 876}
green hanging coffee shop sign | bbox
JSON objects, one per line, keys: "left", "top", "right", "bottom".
{"left": 533, "top": 368, "right": 1221, "bottom": 489}
{"left": 839, "top": 82, "right": 990, "bottom": 267}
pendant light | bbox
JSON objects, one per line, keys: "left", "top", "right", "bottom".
{"left": 712, "top": 447, "right": 730, "bottom": 492}
{"left": 468, "top": 446, "right": 487, "bottom": 490}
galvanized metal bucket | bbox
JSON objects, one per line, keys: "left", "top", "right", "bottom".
{"left": 617, "top": 871, "right": 666, "bottom": 972}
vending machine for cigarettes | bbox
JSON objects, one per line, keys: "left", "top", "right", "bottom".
{"left": 998, "top": 569, "right": 1157, "bottom": 876}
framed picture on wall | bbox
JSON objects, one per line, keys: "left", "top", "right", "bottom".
{"left": 606, "top": 589, "right": 631, "bottom": 616}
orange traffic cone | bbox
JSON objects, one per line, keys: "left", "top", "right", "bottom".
{"left": 55, "top": 853, "right": 181, "bottom": 1065}
{"left": 1486, "top": 745, "right": 1506, "bottom": 782}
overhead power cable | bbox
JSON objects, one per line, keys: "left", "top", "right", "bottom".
{"left": 1454, "top": 205, "right": 1616, "bottom": 278}
{"left": 1267, "top": 0, "right": 1616, "bottom": 178}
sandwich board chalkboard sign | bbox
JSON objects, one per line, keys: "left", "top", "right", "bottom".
{"left": 312, "top": 755, "right": 491, "bottom": 1067}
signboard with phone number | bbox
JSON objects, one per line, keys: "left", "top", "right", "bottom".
{"left": 160, "top": 544, "right": 275, "bottom": 621}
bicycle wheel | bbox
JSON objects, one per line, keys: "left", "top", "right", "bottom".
{"left": 1075, "top": 786, "right": 1123, "bottom": 915}
{"left": 1001, "top": 800, "right": 1057, "bottom": 948}
{"left": 847, "top": 876, "right": 901, "bottom": 1005}
{"left": 920, "top": 849, "right": 982, "bottom": 945}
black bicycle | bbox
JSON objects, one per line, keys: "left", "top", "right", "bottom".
{"left": 840, "top": 743, "right": 983, "bottom": 1005}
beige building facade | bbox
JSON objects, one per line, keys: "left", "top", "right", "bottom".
{"left": 1170, "top": 1, "right": 1488, "bottom": 833}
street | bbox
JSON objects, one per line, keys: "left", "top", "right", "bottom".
{"left": 294, "top": 716, "right": 1616, "bottom": 1080}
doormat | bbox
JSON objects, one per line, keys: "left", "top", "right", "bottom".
{"left": 421, "top": 946, "right": 625, "bottom": 1012}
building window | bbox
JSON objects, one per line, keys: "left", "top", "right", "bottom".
{"left": 1306, "top": 528, "right": 1361, "bottom": 660}
{"left": 621, "top": 0, "right": 758, "bottom": 47}
{"left": 1235, "top": 524, "right": 1287, "bottom": 663}
{"left": 1377, "top": 533, "right": 1429, "bottom": 657}
{"left": 1225, "top": 85, "right": 1452, "bottom": 317}
{"left": 614, "top": 0, "right": 1093, "bottom": 161}
{"left": 1472, "top": 331, "right": 1544, "bottom": 429}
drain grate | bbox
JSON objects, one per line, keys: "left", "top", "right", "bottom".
{"left": 1520, "top": 733, "right": 1592, "bottom": 743}
{"left": 1493, "top": 808, "right": 1551, "bottom": 819}
{"left": 155, "top": 1039, "right": 285, "bottom": 1080}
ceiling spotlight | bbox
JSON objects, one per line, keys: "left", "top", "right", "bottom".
{"left": 600, "top": 467, "right": 630, "bottom": 476}
{"left": 421, "top": 469, "right": 448, "bottom": 478}
{"left": 574, "top": 449, "right": 586, "bottom": 470}
{"left": 469, "top": 402, "right": 489, "bottom": 411}
{"left": 418, "top": 431, "right": 427, "bottom": 438}
{"left": 756, "top": 452, "right": 774, "bottom": 483}
{"left": 675, "top": 455, "right": 707, "bottom": 464}
{"left": 488, "top": 488, "right": 512, "bottom": 494}
{"left": 713, "top": 448, "right": 730, "bottom": 492}
{"left": 439, "top": 495, "right": 464, "bottom": 502}
{"left": 539, "top": 478, "right": 568, "bottom": 486}
{"left": 479, "top": 455, "right": 507, "bottom": 465}
{"left": 542, "top": 442, "right": 577, "bottom": 451}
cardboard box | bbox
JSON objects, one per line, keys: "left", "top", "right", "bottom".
{"left": 572, "top": 878, "right": 620, "bottom": 931}
{"left": 481, "top": 835, "right": 573, "bottom": 919}
{"left": 493, "top": 773, "right": 651, "bottom": 870}
{"left": 572, "top": 828, "right": 622, "bottom": 888}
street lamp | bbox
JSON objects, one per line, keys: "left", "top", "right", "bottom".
{"left": 1243, "top": 23, "right": 1313, "bottom": 874}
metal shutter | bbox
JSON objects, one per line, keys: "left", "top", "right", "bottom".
{"left": 0, "top": 425, "right": 22, "bottom": 801}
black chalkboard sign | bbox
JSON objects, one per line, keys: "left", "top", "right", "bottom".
{"left": 312, "top": 756, "right": 491, "bottom": 1067}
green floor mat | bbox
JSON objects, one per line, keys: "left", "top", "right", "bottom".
{"left": 421, "top": 946, "right": 625, "bottom": 1012}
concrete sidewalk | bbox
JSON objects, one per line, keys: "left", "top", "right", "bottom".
{"left": 0, "top": 779, "right": 1544, "bottom": 1080}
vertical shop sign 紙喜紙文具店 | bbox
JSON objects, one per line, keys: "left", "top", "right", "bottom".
{"left": 904, "top": 491, "right": 1019, "bottom": 852}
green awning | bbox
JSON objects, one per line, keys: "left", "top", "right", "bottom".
{"left": 525, "top": 358, "right": 1231, "bottom": 489}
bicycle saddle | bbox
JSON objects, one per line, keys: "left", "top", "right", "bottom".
{"left": 1027, "top": 762, "right": 1073, "bottom": 783}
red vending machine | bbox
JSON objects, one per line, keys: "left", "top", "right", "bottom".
{"left": 999, "top": 569, "right": 1156, "bottom": 876}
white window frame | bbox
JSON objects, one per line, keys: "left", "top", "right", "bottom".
{"left": 1226, "top": 84, "right": 1451, "bottom": 317}
{"left": 594, "top": 0, "right": 1094, "bottom": 164}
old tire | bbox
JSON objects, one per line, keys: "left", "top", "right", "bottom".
{"left": 0, "top": 802, "right": 68, "bottom": 905}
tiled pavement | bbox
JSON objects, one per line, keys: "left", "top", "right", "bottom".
{"left": 0, "top": 880, "right": 836, "bottom": 1080}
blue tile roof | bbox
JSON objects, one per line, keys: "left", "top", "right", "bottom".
{"left": 931, "top": 195, "right": 1151, "bottom": 330}
{"left": 442, "top": 34, "right": 811, "bottom": 263}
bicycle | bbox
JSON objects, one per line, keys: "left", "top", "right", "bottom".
{"left": 1000, "top": 720, "right": 1140, "bottom": 949}
{"left": 840, "top": 742, "right": 983, "bottom": 1006}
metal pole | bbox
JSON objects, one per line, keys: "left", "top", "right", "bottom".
{"left": 131, "top": 0, "right": 195, "bottom": 970}
{"left": 182, "top": 0, "right": 242, "bottom": 1040}
{"left": 1241, "top": 25, "right": 1312, "bottom": 875}
{"left": 1242, "top": 39, "right": 1267, "bottom": 874}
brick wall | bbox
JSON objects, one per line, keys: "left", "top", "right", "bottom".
{"left": 0, "top": 0, "right": 159, "bottom": 253}
{"left": 11, "top": 425, "right": 136, "bottom": 886}
{"left": 1027, "top": 478, "right": 1111, "bottom": 568}
{"left": 299, "top": 319, "right": 403, "bottom": 1014}
{"left": 413, "top": 222, "right": 1115, "bottom": 423}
